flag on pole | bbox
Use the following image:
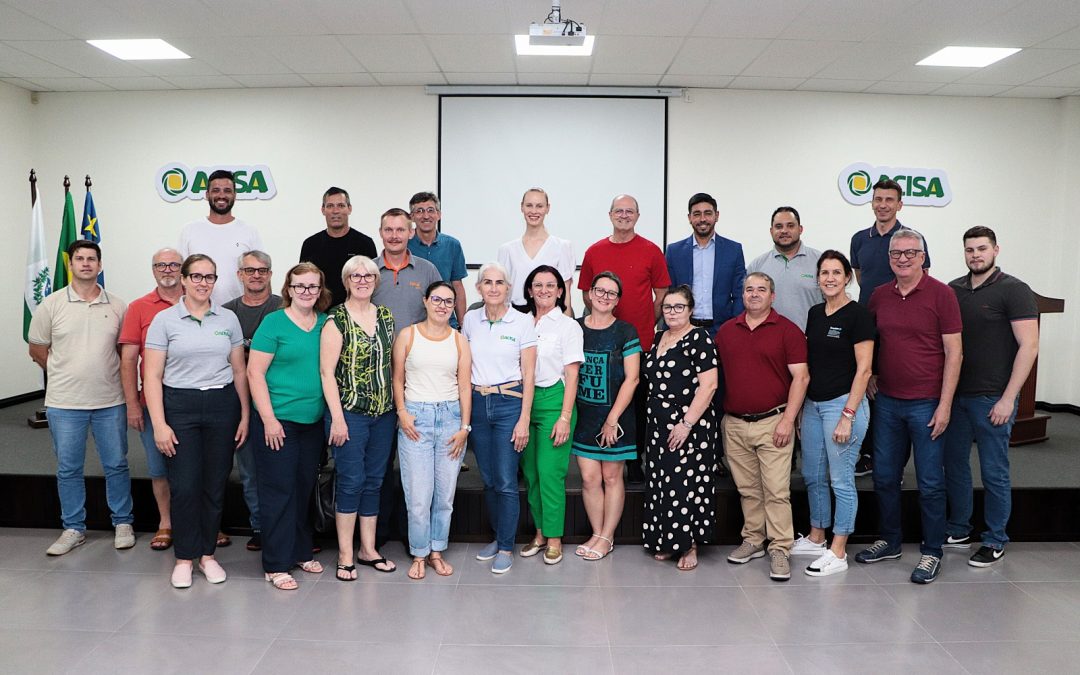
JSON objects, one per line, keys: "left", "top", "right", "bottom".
{"left": 23, "top": 187, "right": 52, "bottom": 342}
{"left": 80, "top": 188, "right": 104, "bottom": 286}
{"left": 53, "top": 189, "right": 77, "bottom": 293}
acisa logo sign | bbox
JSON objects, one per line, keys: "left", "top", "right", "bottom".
{"left": 838, "top": 162, "right": 951, "bottom": 207}
{"left": 155, "top": 164, "right": 277, "bottom": 203}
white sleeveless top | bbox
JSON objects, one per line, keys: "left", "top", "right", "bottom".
{"left": 404, "top": 326, "right": 460, "bottom": 402}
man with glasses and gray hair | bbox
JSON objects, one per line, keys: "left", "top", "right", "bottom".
{"left": 300, "top": 187, "right": 377, "bottom": 307}
{"left": 855, "top": 228, "right": 962, "bottom": 585}
{"left": 223, "top": 250, "right": 282, "bottom": 551}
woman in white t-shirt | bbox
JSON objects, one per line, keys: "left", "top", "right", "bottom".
{"left": 496, "top": 188, "right": 576, "bottom": 314}
{"left": 392, "top": 281, "right": 472, "bottom": 580}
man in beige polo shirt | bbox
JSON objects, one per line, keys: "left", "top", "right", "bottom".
{"left": 28, "top": 240, "right": 133, "bottom": 556}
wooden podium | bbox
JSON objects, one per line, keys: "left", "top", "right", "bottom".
{"left": 1010, "top": 292, "right": 1065, "bottom": 446}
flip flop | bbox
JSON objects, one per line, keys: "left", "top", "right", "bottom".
{"left": 408, "top": 558, "right": 426, "bottom": 580}
{"left": 215, "top": 532, "right": 232, "bottom": 547}
{"left": 336, "top": 564, "right": 357, "bottom": 581}
{"left": 357, "top": 556, "right": 396, "bottom": 573}
{"left": 150, "top": 528, "right": 173, "bottom": 551}
{"left": 677, "top": 548, "right": 699, "bottom": 571}
{"left": 427, "top": 555, "right": 454, "bottom": 577}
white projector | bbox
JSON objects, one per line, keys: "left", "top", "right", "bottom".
{"left": 528, "top": 21, "right": 588, "bottom": 47}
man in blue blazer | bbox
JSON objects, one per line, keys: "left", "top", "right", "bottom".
{"left": 665, "top": 192, "right": 746, "bottom": 337}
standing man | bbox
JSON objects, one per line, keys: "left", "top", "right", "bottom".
{"left": 855, "top": 228, "right": 962, "bottom": 584}
{"left": 223, "top": 250, "right": 282, "bottom": 551}
{"left": 29, "top": 241, "right": 134, "bottom": 555}
{"left": 178, "top": 169, "right": 263, "bottom": 304}
{"left": 300, "top": 187, "right": 377, "bottom": 307}
{"left": 407, "top": 191, "right": 467, "bottom": 327}
{"left": 716, "top": 272, "right": 809, "bottom": 582}
{"left": 118, "top": 248, "right": 183, "bottom": 551}
{"left": 665, "top": 193, "right": 745, "bottom": 336}
{"left": 849, "top": 179, "right": 931, "bottom": 477}
{"left": 944, "top": 226, "right": 1038, "bottom": 567}
{"left": 579, "top": 194, "right": 671, "bottom": 483}
{"left": 746, "top": 206, "right": 822, "bottom": 332}
{"left": 373, "top": 207, "right": 441, "bottom": 335}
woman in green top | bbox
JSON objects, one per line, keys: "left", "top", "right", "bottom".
{"left": 248, "top": 262, "right": 331, "bottom": 591}
{"left": 320, "top": 255, "right": 397, "bottom": 580}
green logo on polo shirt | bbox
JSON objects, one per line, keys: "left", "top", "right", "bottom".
{"left": 214, "top": 330, "right": 232, "bottom": 337}
{"left": 500, "top": 335, "right": 517, "bottom": 343}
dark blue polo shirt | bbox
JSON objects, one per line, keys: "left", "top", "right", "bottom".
{"left": 850, "top": 220, "right": 931, "bottom": 305}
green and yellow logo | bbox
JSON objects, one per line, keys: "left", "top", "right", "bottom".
{"left": 155, "top": 163, "right": 277, "bottom": 203}
{"left": 838, "top": 162, "right": 951, "bottom": 207}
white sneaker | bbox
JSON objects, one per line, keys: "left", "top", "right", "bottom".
{"left": 46, "top": 529, "right": 86, "bottom": 556}
{"left": 805, "top": 550, "right": 848, "bottom": 577}
{"left": 791, "top": 534, "right": 827, "bottom": 556}
{"left": 114, "top": 524, "right": 136, "bottom": 550}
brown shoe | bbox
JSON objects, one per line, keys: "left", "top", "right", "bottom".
{"left": 769, "top": 550, "right": 791, "bottom": 581}
{"left": 727, "top": 541, "right": 765, "bottom": 564}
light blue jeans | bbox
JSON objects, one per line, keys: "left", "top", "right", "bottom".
{"left": 398, "top": 400, "right": 464, "bottom": 557}
{"left": 800, "top": 395, "right": 869, "bottom": 536}
{"left": 47, "top": 404, "right": 133, "bottom": 531}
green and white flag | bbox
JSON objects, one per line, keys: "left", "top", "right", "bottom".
{"left": 23, "top": 189, "right": 52, "bottom": 342}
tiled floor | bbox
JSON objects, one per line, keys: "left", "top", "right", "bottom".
{"left": 2, "top": 527, "right": 1079, "bottom": 674}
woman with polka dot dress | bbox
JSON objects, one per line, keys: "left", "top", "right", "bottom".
{"left": 641, "top": 285, "right": 719, "bottom": 571}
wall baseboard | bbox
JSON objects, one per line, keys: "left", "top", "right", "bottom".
{"left": 0, "top": 391, "right": 44, "bottom": 409}
{"left": 1036, "top": 401, "right": 1080, "bottom": 416}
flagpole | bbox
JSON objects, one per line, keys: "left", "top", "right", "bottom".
{"left": 28, "top": 169, "right": 48, "bottom": 429}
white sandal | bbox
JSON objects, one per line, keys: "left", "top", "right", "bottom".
{"left": 583, "top": 536, "right": 614, "bottom": 561}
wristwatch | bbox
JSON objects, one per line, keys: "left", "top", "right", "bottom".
{"left": 680, "top": 419, "right": 693, "bottom": 430}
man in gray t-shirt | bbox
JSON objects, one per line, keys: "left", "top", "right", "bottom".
{"left": 746, "top": 206, "right": 822, "bottom": 332}
{"left": 222, "top": 250, "right": 282, "bottom": 550}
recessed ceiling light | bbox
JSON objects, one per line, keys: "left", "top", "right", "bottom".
{"left": 917, "top": 46, "right": 1020, "bottom": 68}
{"left": 87, "top": 39, "right": 190, "bottom": 60}
{"left": 515, "top": 35, "right": 595, "bottom": 56}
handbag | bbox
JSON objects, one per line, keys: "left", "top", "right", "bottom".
{"left": 312, "top": 452, "right": 336, "bottom": 534}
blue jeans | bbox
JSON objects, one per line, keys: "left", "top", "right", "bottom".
{"left": 800, "top": 395, "right": 869, "bottom": 536}
{"left": 471, "top": 388, "right": 524, "bottom": 552}
{"left": 398, "top": 400, "right": 464, "bottom": 557}
{"left": 872, "top": 394, "right": 947, "bottom": 558}
{"left": 329, "top": 410, "right": 395, "bottom": 516}
{"left": 139, "top": 408, "right": 168, "bottom": 479}
{"left": 234, "top": 425, "right": 261, "bottom": 530}
{"left": 944, "top": 395, "right": 1016, "bottom": 549}
{"left": 47, "top": 404, "right": 133, "bottom": 531}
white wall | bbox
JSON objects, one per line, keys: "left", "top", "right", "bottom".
{"left": 5, "top": 84, "right": 1077, "bottom": 403}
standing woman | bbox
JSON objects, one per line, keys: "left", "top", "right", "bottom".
{"left": 320, "top": 255, "right": 397, "bottom": 580}
{"left": 247, "top": 262, "right": 331, "bottom": 590}
{"left": 462, "top": 262, "right": 536, "bottom": 574}
{"left": 392, "top": 281, "right": 473, "bottom": 580}
{"left": 572, "top": 272, "right": 641, "bottom": 560}
{"left": 519, "top": 265, "right": 584, "bottom": 565}
{"left": 144, "top": 254, "right": 249, "bottom": 589}
{"left": 497, "top": 188, "right": 576, "bottom": 314}
{"left": 642, "top": 286, "right": 719, "bottom": 571}
{"left": 796, "top": 250, "right": 874, "bottom": 577}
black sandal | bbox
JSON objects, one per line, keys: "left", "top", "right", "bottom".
{"left": 356, "top": 556, "right": 396, "bottom": 573}
{"left": 336, "top": 564, "right": 357, "bottom": 581}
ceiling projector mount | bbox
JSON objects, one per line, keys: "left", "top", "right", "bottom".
{"left": 528, "top": 1, "right": 587, "bottom": 46}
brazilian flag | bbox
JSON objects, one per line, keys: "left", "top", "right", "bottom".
{"left": 52, "top": 190, "right": 77, "bottom": 292}
{"left": 80, "top": 189, "right": 104, "bottom": 286}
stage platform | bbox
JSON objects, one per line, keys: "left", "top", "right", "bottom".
{"left": 2, "top": 398, "right": 1078, "bottom": 544}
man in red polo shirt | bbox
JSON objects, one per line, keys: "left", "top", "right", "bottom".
{"left": 716, "top": 272, "right": 809, "bottom": 582}
{"left": 854, "top": 228, "right": 962, "bottom": 585}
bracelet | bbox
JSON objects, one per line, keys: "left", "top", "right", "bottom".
{"left": 680, "top": 419, "right": 693, "bottom": 430}
{"left": 559, "top": 413, "right": 572, "bottom": 422}
{"left": 841, "top": 408, "right": 856, "bottom": 420}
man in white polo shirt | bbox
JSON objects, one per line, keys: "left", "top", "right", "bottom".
{"left": 29, "top": 241, "right": 134, "bottom": 556}
{"left": 178, "top": 169, "right": 263, "bottom": 304}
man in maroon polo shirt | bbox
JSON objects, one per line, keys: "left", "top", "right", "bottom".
{"left": 854, "top": 228, "right": 962, "bottom": 585}
{"left": 716, "top": 271, "right": 809, "bottom": 582}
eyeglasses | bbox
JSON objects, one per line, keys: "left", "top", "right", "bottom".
{"left": 411, "top": 207, "right": 438, "bottom": 215}
{"left": 591, "top": 287, "right": 619, "bottom": 300}
{"left": 152, "top": 262, "right": 181, "bottom": 271}
{"left": 185, "top": 273, "right": 217, "bottom": 284}
{"left": 428, "top": 295, "right": 455, "bottom": 307}
{"left": 290, "top": 284, "right": 322, "bottom": 295}
{"left": 661, "top": 303, "right": 689, "bottom": 314}
{"left": 888, "top": 249, "right": 923, "bottom": 260}
{"left": 240, "top": 266, "right": 270, "bottom": 276}
{"left": 531, "top": 282, "right": 559, "bottom": 291}
{"left": 611, "top": 208, "right": 637, "bottom": 216}
{"left": 348, "top": 272, "right": 378, "bottom": 283}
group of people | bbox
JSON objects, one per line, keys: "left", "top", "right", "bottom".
{"left": 28, "top": 171, "right": 1038, "bottom": 589}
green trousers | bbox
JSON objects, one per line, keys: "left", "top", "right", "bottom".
{"left": 521, "top": 381, "right": 577, "bottom": 538}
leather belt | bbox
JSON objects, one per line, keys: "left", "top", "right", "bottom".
{"left": 472, "top": 381, "right": 523, "bottom": 399}
{"left": 689, "top": 318, "right": 713, "bottom": 328}
{"left": 733, "top": 405, "right": 786, "bottom": 423}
